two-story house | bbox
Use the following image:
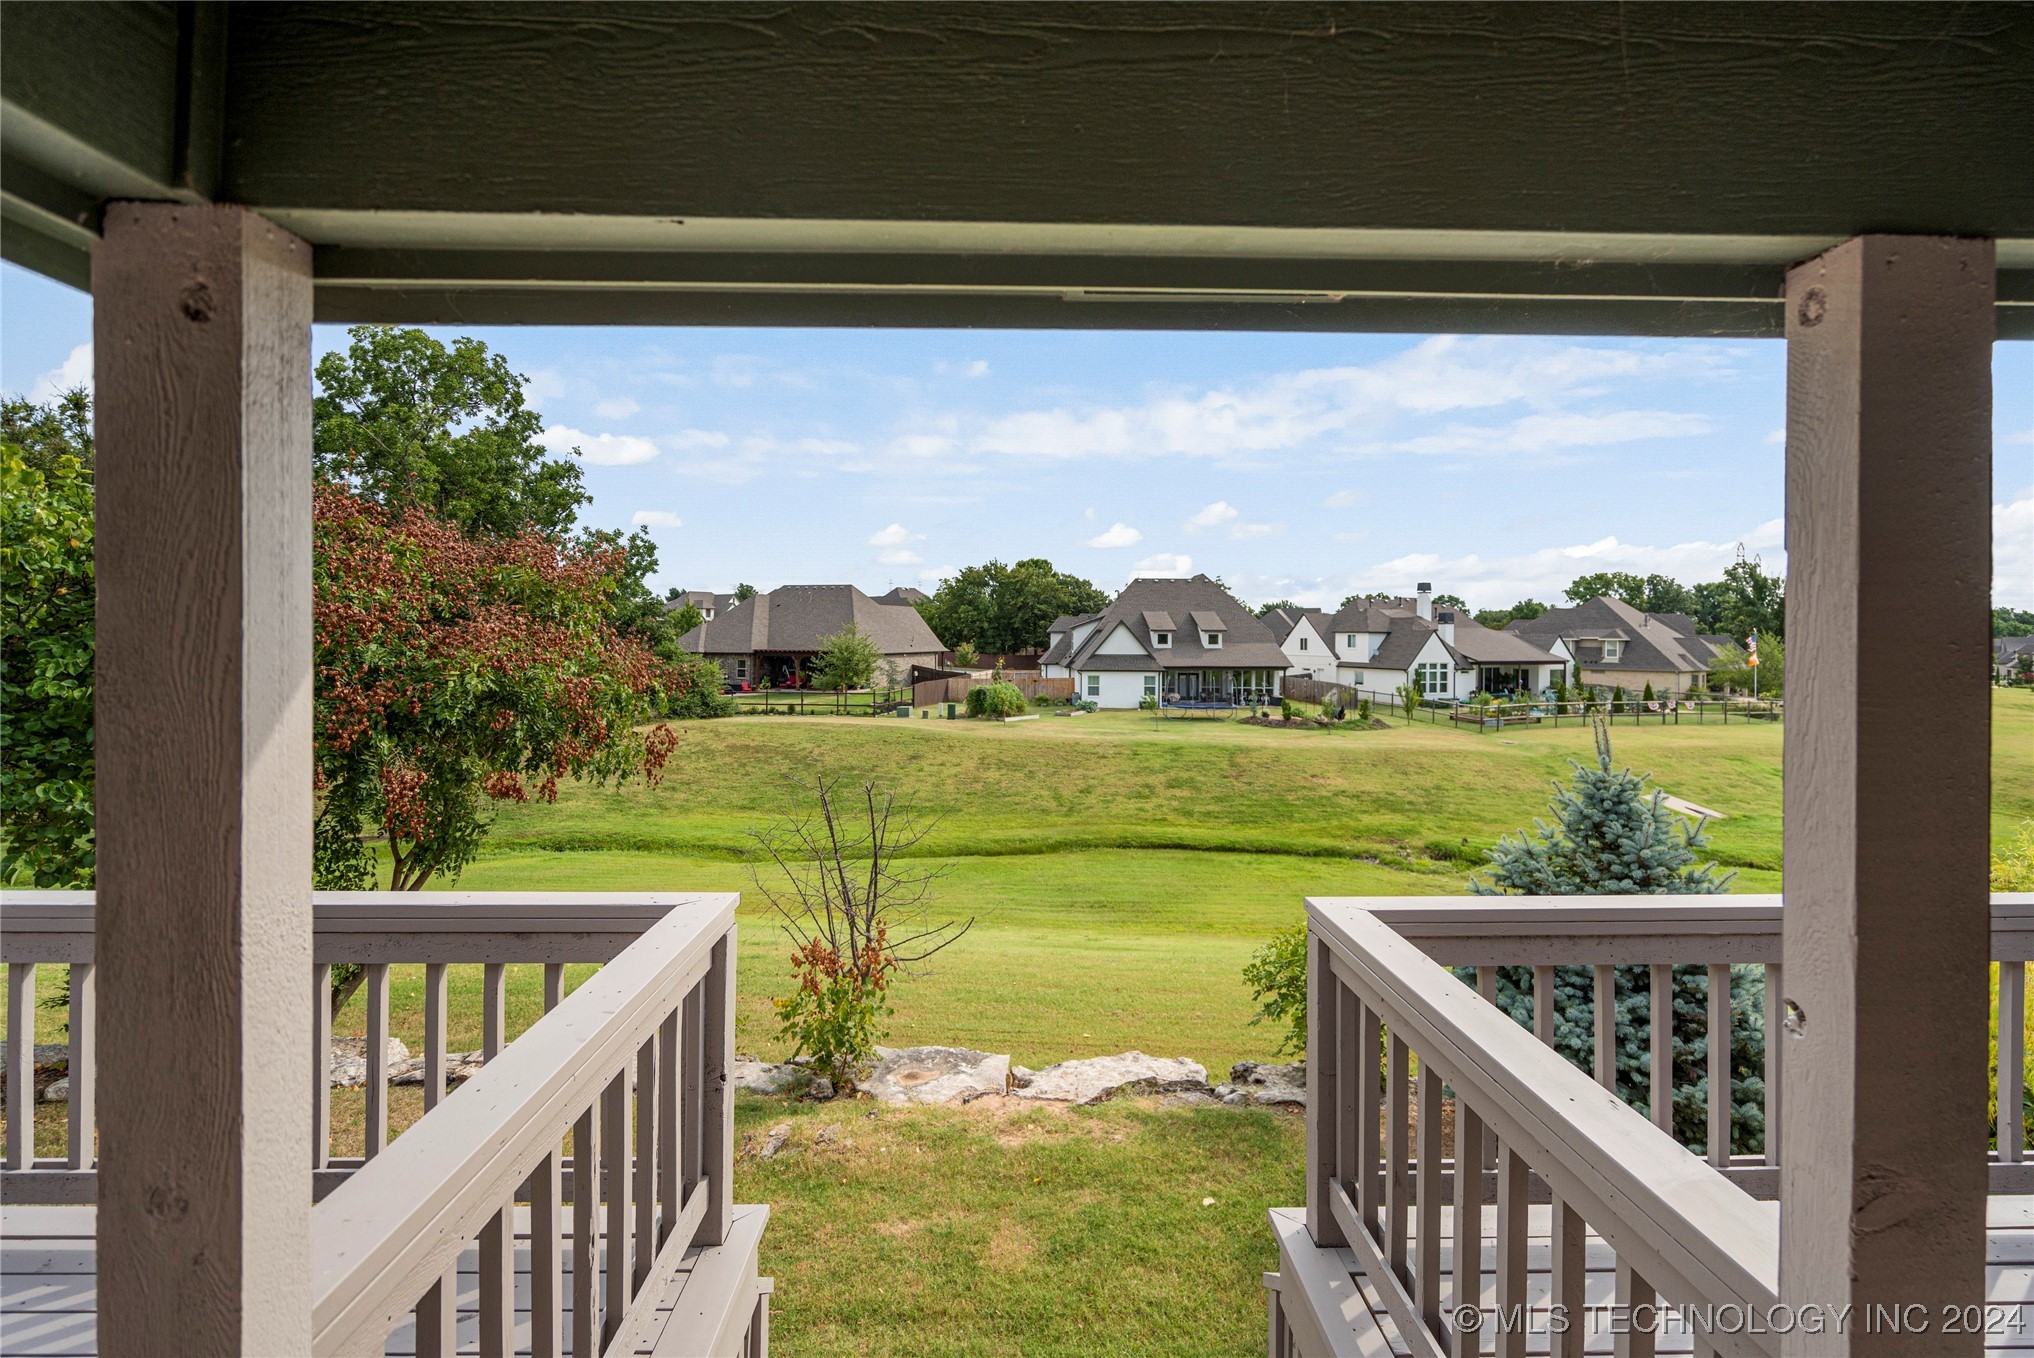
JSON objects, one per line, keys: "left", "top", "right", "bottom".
{"left": 1039, "top": 575, "right": 1291, "bottom": 707}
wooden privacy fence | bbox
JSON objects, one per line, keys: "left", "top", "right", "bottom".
{"left": 912, "top": 674, "right": 1076, "bottom": 708}
{"left": 1, "top": 891, "right": 772, "bottom": 1358}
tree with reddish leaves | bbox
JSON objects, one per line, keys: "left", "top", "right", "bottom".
{"left": 312, "top": 481, "right": 690, "bottom": 890}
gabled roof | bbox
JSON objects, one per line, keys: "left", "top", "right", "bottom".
{"left": 1039, "top": 611, "right": 1103, "bottom": 667}
{"left": 1364, "top": 619, "right": 1446, "bottom": 671}
{"left": 1325, "top": 601, "right": 1412, "bottom": 636}
{"left": 875, "top": 585, "right": 929, "bottom": 605}
{"left": 678, "top": 584, "right": 944, "bottom": 657}
{"left": 1440, "top": 615, "right": 1565, "bottom": 666}
{"left": 1261, "top": 607, "right": 1331, "bottom": 644}
{"left": 1507, "top": 597, "right": 1718, "bottom": 675}
{"left": 668, "top": 589, "right": 736, "bottom": 615}
{"left": 1067, "top": 575, "right": 1290, "bottom": 671}
{"left": 1141, "top": 610, "right": 1176, "bottom": 633}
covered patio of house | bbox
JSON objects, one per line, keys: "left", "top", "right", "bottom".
{"left": 0, "top": 4, "right": 2027, "bottom": 1355}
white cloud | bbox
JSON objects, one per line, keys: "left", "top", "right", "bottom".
{"left": 29, "top": 343, "right": 92, "bottom": 403}
{"left": 1383, "top": 410, "right": 1712, "bottom": 458}
{"left": 919, "top": 565, "right": 959, "bottom": 586}
{"left": 888, "top": 433, "right": 956, "bottom": 459}
{"left": 538, "top": 424, "right": 660, "bottom": 466}
{"left": 1132, "top": 552, "right": 1194, "bottom": 576}
{"left": 1229, "top": 522, "right": 1285, "bottom": 541}
{"left": 522, "top": 368, "right": 566, "bottom": 404}
{"left": 594, "top": 396, "right": 641, "bottom": 420}
{"left": 867, "top": 522, "right": 923, "bottom": 548}
{"left": 1087, "top": 522, "right": 1144, "bottom": 549}
{"left": 1185, "top": 501, "right": 1239, "bottom": 531}
{"left": 971, "top": 336, "right": 1727, "bottom": 462}
{"left": 936, "top": 359, "right": 991, "bottom": 378}
{"left": 1763, "top": 427, "right": 1787, "bottom": 446}
{"left": 1323, "top": 489, "right": 1363, "bottom": 509}
{"left": 796, "top": 437, "right": 861, "bottom": 457}
{"left": 877, "top": 548, "right": 925, "bottom": 567}
{"left": 1998, "top": 490, "right": 2034, "bottom": 609}
{"left": 631, "top": 510, "right": 683, "bottom": 529}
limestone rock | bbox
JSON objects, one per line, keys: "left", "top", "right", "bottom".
{"left": 328, "top": 1036, "right": 411, "bottom": 1089}
{"left": 860, "top": 1046, "right": 1011, "bottom": 1106}
{"left": 0, "top": 1043, "right": 69, "bottom": 1075}
{"left": 808, "top": 1076, "right": 836, "bottom": 1101}
{"left": 388, "top": 1050, "right": 486, "bottom": 1088}
{"left": 753, "top": 1122, "right": 791, "bottom": 1160}
{"left": 1010, "top": 1052, "right": 1208, "bottom": 1106}
{"left": 733, "top": 1055, "right": 804, "bottom": 1096}
{"left": 1229, "top": 1060, "right": 1307, "bottom": 1107}
{"left": 40, "top": 1076, "right": 69, "bottom": 1103}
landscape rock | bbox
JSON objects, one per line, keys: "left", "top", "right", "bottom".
{"left": 1009, "top": 1064, "right": 1037, "bottom": 1089}
{"left": 733, "top": 1055, "right": 805, "bottom": 1096}
{"left": 0, "top": 1043, "right": 69, "bottom": 1075}
{"left": 753, "top": 1122, "right": 791, "bottom": 1160}
{"left": 813, "top": 1122, "right": 842, "bottom": 1147}
{"left": 860, "top": 1046, "right": 1011, "bottom": 1106}
{"left": 1010, "top": 1052, "right": 1209, "bottom": 1106}
{"left": 1229, "top": 1060, "right": 1307, "bottom": 1107}
{"left": 40, "top": 1077, "right": 69, "bottom": 1103}
{"left": 328, "top": 1036, "right": 411, "bottom": 1089}
{"left": 388, "top": 1050, "right": 487, "bottom": 1088}
{"left": 808, "top": 1076, "right": 836, "bottom": 1101}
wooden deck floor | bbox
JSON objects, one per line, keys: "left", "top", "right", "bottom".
{"left": 1270, "top": 1198, "right": 2034, "bottom": 1356}
{"left": 0, "top": 1204, "right": 768, "bottom": 1357}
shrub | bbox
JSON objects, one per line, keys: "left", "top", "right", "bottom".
{"left": 1073, "top": 698, "right": 1099, "bottom": 713}
{"left": 1611, "top": 685, "right": 1628, "bottom": 713}
{"left": 751, "top": 772, "right": 970, "bottom": 1087}
{"left": 1243, "top": 924, "right": 1309, "bottom": 1057}
{"left": 1357, "top": 698, "right": 1372, "bottom": 722}
{"left": 965, "top": 681, "right": 1027, "bottom": 718}
{"left": 1995, "top": 822, "right": 2034, "bottom": 892}
{"left": 667, "top": 655, "right": 737, "bottom": 718}
{"left": 1138, "top": 695, "right": 1158, "bottom": 712}
{"left": 810, "top": 623, "right": 881, "bottom": 691}
{"left": 953, "top": 640, "right": 980, "bottom": 668}
{"left": 1642, "top": 681, "right": 1656, "bottom": 703}
{"left": 1396, "top": 682, "right": 1422, "bottom": 722}
{"left": 1280, "top": 697, "right": 1303, "bottom": 721}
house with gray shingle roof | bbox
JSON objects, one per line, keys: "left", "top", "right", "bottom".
{"left": 1038, "top": 575, "right": 1289, "bottom": 707}
{"left": 1994, "top": 634, "right": 2034, "bottom": 681}
{"left": 667, "top": 589, "right": 738, "bottom": 622}
{"left": 1261, "top": 607, "right": 1338, "bottom": 680}
{"left": 1505, "top": 596, "right": 1725, "bottom": 696}
{"left": 676, "top": 584, "right": 945, "bottom": 688}
{"left": 1306, "top": 583, "right": 1567, "bottom": 700}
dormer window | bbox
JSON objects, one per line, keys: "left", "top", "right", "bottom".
{"left": 1603, "top": 640, "right": 1623, "bottom": 660}
{"left": 1204, "top": 631, "right": 1223, "bottom": 648}
{"left": 703, "top": 608, "right": 714, "bottom": 620}
{"left": 1346, "top": 635, "right": 1359, "bottom": 648}
{"left": 1152, "top": 631, "right": 1171, "bottom": 648}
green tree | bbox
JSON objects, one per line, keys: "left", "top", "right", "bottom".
{"left": 810, "top": 624, "right": 882, "bottom": 691}
{"left": 1470, "top": 721, "right": 1756, "bottom": 1153}
{"left": 1254, "top": 599, "right": 1300, "bottom": 617}
{"left": 1, "top": 397, "right": 95, "bottom": 886}
{"left": 1565, "top": 572, "right": 1691, "bottom": 614}
{"left": 1994, "top": 607, "right": 2034, "bottom": 638}
{"left": 1433, "top": 592, "right": 1469, "bottom": 612}
{"left": 1611, "top": 685, "right": 1628, "bottom": 713}
{"left": 1395, "top": 681, "right": 1422, "bottom": 723}
{"left": 1242, "top": 924, "right": 1308, "bottom": 1057}
{"left": 1642, "top": 681, "right": 1656, "bottom": 703}
{"left": 733, "top": 583, "right": 759, "bottom": 602}
{"left": 1707, "top": 636, "right": 1784, "bottom": 696}
{"left": 1690, "top": 549, "right": 1785, "bottom": 639}
{"left": 312, "top": 482, "right": 681, "bottom": 891}
{"left": 915, "top": 558, "right": 1109, "bottom": 653}
{"left": 313, "top": 325, "right": 588, "bottom": 538}
{"left": 1475, "top": 599, "right": 1548, "bottom": 628}
{"left": 669, "top": 602, "right": 706, "bottom": 636}
{"left": 952, "top": 640, "right": 980, "bottom": 668}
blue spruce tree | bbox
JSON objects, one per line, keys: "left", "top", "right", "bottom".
{"left": 1467, "top": 719, "right": 1764, "bottom": 1156}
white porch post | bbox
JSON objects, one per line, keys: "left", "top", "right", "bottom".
{"left": 1779, "top": 236, "right": 1994, "bottom": 1350}
{"left": 93, "top": 203, "right": 315, "bottom": 1353}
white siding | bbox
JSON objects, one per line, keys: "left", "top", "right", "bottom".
{"left": 1280, "top": 618, "right": 1336, "bottom": 678}
{"left": 1080, "top": 670, "right": 1156, "bottom": 708}
{"left": 1094, "top": 623, "right": 1152, "bottom": 656}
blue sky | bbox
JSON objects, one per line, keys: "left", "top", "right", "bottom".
{"left": 6, "top": 260, "right": 2030, "bottom": 610}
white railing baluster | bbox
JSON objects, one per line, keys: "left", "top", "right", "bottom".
{"left": 530, "top": 1145, "right": 563, "bottom": 1358}
{"left": 699, "top": 928, "right": 736, "bottom": 1247}
{"left": 479, "top": 1202, "right": 513, "bottom": 1357}
{"left": 2003, "top": 961, "right": 2026, "bottom": 1163}
{"left": 682, "top": 984, "right": 705, "bottom": 1200}
{"left": 1593, "top": 964, "right": 1616, "bottom": 1092}
{"left": 1334, "top": 982, "right": 1360, "bottom": 1217}
{"left": 415, "top": 960, "right": 454, "bottom": 1358}
{"left": 658, "top": 1007, "right": 680, "bottom": 1243}
{"left": 6, "top": 961, "right": 35, "bottom": 1170}
{"left": 66, "top": 961, "right": 93, "bottom": 1171}
{"left": 1706, "top": 964, "right": 1730, "bottom": 1167}
{"left": 422, "top": 962, "right": 448, "bottom": 1111}
{"left": 1385, "top": 1033, "right": 1410, "bottom": 1280}
{"left": 573, "top": 1103, "right": 599, "bottom": 1358}
{"left": 364, "top": 962, "right": 390, "bottom": 1159}
{"left": 311, "top": 963, "right": 331, "bottom": 1170}
{"left": 1451, "top": 1099, "right": 1482, "bottom": 1358}
{"left": 1614, "top": 1259, "right": 1655, "bottom": 1358}
{"left": 1359, "top": 999, "right": 1383, "bottom": 1233}
{"left": 602, "top": 1068, "right": 630, "bottom": 1345}
{"left": 1550, "top": 1202, "right": 1585, "bottom": 1358}
{"left": 1532, "top": 965, "right": 1555, "bottom": 1047}
{"left": 545, "top": 960, "right": 566, "bottom": 1011}
{"left": 1496, "top": 1143, "right": 1528, "bottom": 1358}
{"left": 1649, "top": 963, "right": 1672, "bottom": 1133}
{"left": 1416, "top": 1061, "right": 1444, "bottom": 1337}
{"left": 1306, "top": 954, "right": 1341, "bottom": 1244}
{"left": 1764, "top": 962, "right": 1783, "bottom": 1166}
{"left": 633, "top": 1032, "right": 657, "bottom": 1291}
{"left": 483, "top": 960, "right": 507, "bottom": 1060}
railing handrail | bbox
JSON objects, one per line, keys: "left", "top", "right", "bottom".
{"left": 1307, "top": 892, "right": 2034, "bottom": 964}
{"left": 307, "top": 894, "right": 736, "bottom": 1356}
{"left": 0, "top": 890, "right": 723, "bottom": 963}
{"left": 1310, "top": 900, "right": 1783, "bottom": 1331}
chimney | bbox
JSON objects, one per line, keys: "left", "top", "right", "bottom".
{"left": 1416, "top": 582, "right": 1433, "bottom": 621}
{"left": 1437, "top": 608, "right": 1457, "bottom": 644}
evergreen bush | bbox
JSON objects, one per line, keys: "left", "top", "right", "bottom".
{"left": 1469, "top": 719, "right": 1761, "bottom": 1155}
{"left": 965, "top": 681, "right": 1027, "bottom": 718}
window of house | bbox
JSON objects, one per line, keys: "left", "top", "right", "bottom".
{"left": 1143, "top": 674, "right": 1158, "bottom": 696}
{"left": 703, "top": 608, "right": 714, "bottom": 620}
{"left": 735, "top": 659, "right": 747, "bottom": 679}
{"left": 1416, "top": 661, "right": 1450, "bottom": 696}
{"left": 1604, "top": 640, "right": 1623, "bottom": 660}
{"left": 1347, "top": 635, "right": 1359, "bottom": 648}
{"left": 1298, "top": 636, "right": 1308, "bottom": 650}
{"left": 1204, "top": 631, "right": 1222, "bottom": 648}
{"left": 1086, "top": 674, "right": 1101, "bottom": 697}
{"left": 1152, "top": 631, "right": 1171, "bottom": 647}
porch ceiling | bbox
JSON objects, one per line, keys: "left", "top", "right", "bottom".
{"left": 3, "top": 2, "right": 2030, "bottom": 335}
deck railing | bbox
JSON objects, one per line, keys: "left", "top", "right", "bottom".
{"left": 1, "top": 890, "right": 766, "bottom": 1357}
{"left": 1277, "top": 894, "right": 2031, "bottom": 1358}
